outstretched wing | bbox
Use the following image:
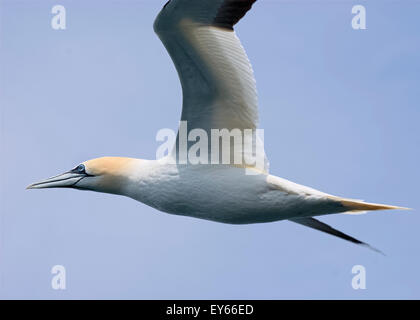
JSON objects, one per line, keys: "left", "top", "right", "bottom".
{"left": 154, "top": 0, "right": 268, "bottom": 171}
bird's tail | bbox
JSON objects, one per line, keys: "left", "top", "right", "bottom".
{"left": 290, "top": 198, "right": 409, "bottom": 253}
{"left": 335, "top": 198, "right": 411, "bottom": 214}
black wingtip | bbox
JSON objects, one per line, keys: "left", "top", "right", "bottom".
{"left": 360, "top": 243, "right": 386, "bottom": 256}
{"left": 213, "top": 0, "right": 257, "bottom": 30}
{"left": 290, "top": 217, "right": 385, "bottom": 255}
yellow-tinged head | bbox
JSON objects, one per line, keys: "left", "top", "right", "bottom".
{"left": 27, "top": 157, "right": 137, "bottom": 195}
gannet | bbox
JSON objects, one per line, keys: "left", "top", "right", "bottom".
{"left": 28, "top": 0, "right": 407, "bottom": 252}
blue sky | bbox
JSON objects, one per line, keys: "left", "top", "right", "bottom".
{"left": 0, "top": 0, "right": 419, "bottom": 299}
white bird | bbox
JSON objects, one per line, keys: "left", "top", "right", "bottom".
{"left": 28, "top": 0, "right": 407, "bottom": 252}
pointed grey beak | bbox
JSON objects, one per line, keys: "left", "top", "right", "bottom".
{"left": 27, "top": 172, "right": 86, "bottom": 189}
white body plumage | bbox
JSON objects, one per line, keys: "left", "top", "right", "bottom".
{"left": 28, "top": 0, "right": 407, "bottom": 251}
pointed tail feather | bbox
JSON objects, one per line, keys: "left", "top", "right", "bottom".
{"left": 290, "top": 217, "right": 384, "bottom": 255}
{"left": 338, "top": 198, "right": 411, "bottom": 213}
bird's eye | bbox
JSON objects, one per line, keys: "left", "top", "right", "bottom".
{"left": 72, "top": 164, "right": 86, "bottom": 174}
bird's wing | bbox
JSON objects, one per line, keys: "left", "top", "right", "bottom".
{"left": 154, "top": 0, "right": 268, "bottom": 172}
{"left": 289, "top": 217, "right": 384, "bottom": 254}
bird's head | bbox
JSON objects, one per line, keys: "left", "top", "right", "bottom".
{"left": 27, "top": 157, "right": 137, "bottom": 195}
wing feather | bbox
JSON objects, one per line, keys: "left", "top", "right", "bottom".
{"left": 154, "top": 0, "right": 268, "bottom": 171}
{"left": 290, "top": 217, "right": 384, "bottom": 254}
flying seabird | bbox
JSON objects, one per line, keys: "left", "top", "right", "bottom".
{"left": 28, "top": 0, "right": 408, "bottom": 252}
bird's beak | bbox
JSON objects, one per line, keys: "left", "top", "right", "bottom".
{"left": 27, "top": 171, "right": 86, "bottom": 189}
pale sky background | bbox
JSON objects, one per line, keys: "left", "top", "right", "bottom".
{"left": 1, "top": 0, "right": 419, "bottom": 299}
